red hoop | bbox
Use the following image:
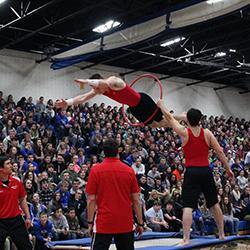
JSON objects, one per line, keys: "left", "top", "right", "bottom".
{"left": 122, "top": 74, "right": 163, "bottom": 127}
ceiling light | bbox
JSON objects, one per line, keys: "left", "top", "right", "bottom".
{"left": 92, "top": 20, "right": 120, "bottom": 33}
{"left": 0, "top": 0, "right": 7, "bottom": 4}
{"left": 207, "top": 0, "right": 224, "bottom": 4}
{"left": 229, "top": 49, "right": 236, "bottom": 53}
{"left": 215, "top": 52, "right": 226, "bottom": 57}
{"left": 160, "top": 36, "right": 185, "bottom": 47}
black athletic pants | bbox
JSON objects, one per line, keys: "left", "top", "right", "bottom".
{"left": 0, "top": 215, "right": 33, "bottom": 250}
{"left": 91, "top": 231, "right": 134, "bottom": 250}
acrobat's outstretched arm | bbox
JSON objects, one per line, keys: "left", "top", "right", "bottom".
{"left": 55, "top": 89, "right": 97, "bottom": 109}
{"left": 75, "top": 76, "right": 126, "bottom": 91}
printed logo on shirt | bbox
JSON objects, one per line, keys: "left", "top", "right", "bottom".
{"left": 11, "top": 185, "right": 18, "bottom": 189}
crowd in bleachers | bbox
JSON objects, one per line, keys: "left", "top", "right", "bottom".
{"left": 0, "top": 90, "right": 250, "bottom": 249}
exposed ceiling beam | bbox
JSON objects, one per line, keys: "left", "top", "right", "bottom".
{"left": 121, "top": 16, "right": 250, "bottom": 71}
{"left": 80, "top": 41, "right": 162, "bottom": 70}
{"left": 213, "top": 79, "right": 249, "bottom": 90}
{"left": 214, "top": 85, "right": 230, "bottom": 91}
{"left": 0, "top": 0, "right": 63, "bottom": 33}
{"left": 187, "top": 72, "right": 244, "bottom": 86}
{"left": 0, "top": 0, "right": 111, "bottom": 50}
{"left": 48, "top": 0, "right": 166, "bottom": 54}
{"left": 8, "top": 26, "right": 83, "bottom": 42}
{"left": 239, "top": 89, "right": 250, "bottom": 94}
{"left": 120, "top": 19, "right": 250, "bottom": 75}
{"left": 198, "top": 68, "right": 230, "bottom": 78}
{"left": 159, "top": 66, "right": 207, "bottom": 80}
{"left": 122, "top": 34, "right": 250, "bottom": 77}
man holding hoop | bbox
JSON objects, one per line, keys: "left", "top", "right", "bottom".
{"left": 55, "top": 74, "right": 166, "bottom": 128}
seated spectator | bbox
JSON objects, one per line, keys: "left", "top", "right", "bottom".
{"left": 131, "top": 156, "right": 145, "bottom": 176}
{"left": 237, "top": 170, "right": 248, "bottom": 191}
{"left": 146, "top": 189, "right": 161, "bottom": 210}
{"left": 24, "top": 178, "right": 36, "bottom": 202}
{"left": 145, "top": 201, "right": 169, "bottom": 232}
{"left": 33, "top": 138, "right": 44, "bottom": 165}
{"left": 153, "top": 176, "right": 170, "bottom": 203}
{"left": 47, "top": 163, "right": 59, "bottom": 185}
{"left": 231, "top": 157, "right": 244, "bottom": 174}
{"left": 138, "top": 174, "right": 152, "bottom": 202}
{"left": 39, "top": 155, "right": 52, "bottom": 173}
{"left": 2, "top": 119, "right": 14, "bottom": 138}
{"left": 192, "top": 206, "right": 205, "bottom": 236}
{"left": 214, "top": 172, "right": 223, "bottom": 188}
{"left": 69, "top": 178, "right": 81, "bottom": 199}
{"left": 71, "top": 154, "right": 81, "bottom": 173}
{"left": 20, "top": 142, "right": 34, "bottom": 159}
{"left": 52, "top": 153, "right": 66, "bottom": 175}
{"left": 78, "top": 170, "right": 88, "bottom": 190}
{"left": 47, "top": 192, "right": 61, "bottom": 215}
{"left": 200, "top": 201, "right": 216, "bottom": 235}
{"left": 3, "top": 128, "right": 18, "bottom": 151}
{"left": 26, "top": 96, "right": 36, "bottom": 113}
{"left": 22, "top": 153, "right": 39, "bottom": 175}
{"left": 23, "top": 170, "right": 38, "bottom": 192}
{"left": 30, "top": 122, "right": 40, "bottom": 140}
{"left": 29, "top": 193, "right": 47, "bottom": 223}
{"left": 49, "top": 206, "right": 69, "bottom": 240}
{"left": 68, "top": 189, "right": 87, "bottom": 227}
{"left": 221, "top": 196, "right": 239, "bottom": 235}
{"left": 158, "top": 157, "right": 168, "bottom": 176}
{"left": 244, "top": 151, "right": 250, "bottom": 166}
{"left": 54, "top": 109, "right": 71, "bottom": 140}
{"left": 33, "top": 212, "right": 53, "bottom": 250}
{"left": 43, "top": 143, "right": 55, "bottom": 159}
{"left": 169, "top": 172, "right": 178, "bottom": 189}
{"left": 223, "top": 184, "right": 232, "bottom": 200}
{"left": 162, "top": 200, "right": 182, "bottom": 232}
{"left": 172, "top": 191, "right": 183, "bottom": 220}
{"left": 147, "top": 164, "right": 161, "bottom": 188}
{"left": 39, "top": 179, "right": 54, "bottom": 206}
{"left": 56, "top": 141, "right": 69, "bottom": 159}
{"left": 66, "top": 207, "right": 84, "bottom": 239}
{"left": 60, "top": 163, "right": 78, "bottom": 183}
{"left": 125, "top": 147, "right": 138, "bottom": 166}
{"left": 77, "top": 148, "right": 87, "bottom": 165}
{"left": 231, "top": 184, "right": 243, "bottom": 219}
{"left": 171, "top": 180, "right": 182, "bottom": 197}
{"left": 57, "top": 180, "right": 70, "bottom": 210}
{"left": 241, "top": 186, "right": 250, "bottom": 219}
{"left": 8, "top": 145, "right": 19, "bottom": 162}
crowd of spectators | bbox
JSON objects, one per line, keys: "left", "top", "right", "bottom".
{"left": 0, "top": 90, "right": 250, "bottom": 249}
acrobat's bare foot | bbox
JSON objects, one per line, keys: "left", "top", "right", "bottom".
{"left": 177, "top": 240, "right": 190, "bottom": 246}
{"left": 219, "top": 236, "right": 226, "bottom": 241}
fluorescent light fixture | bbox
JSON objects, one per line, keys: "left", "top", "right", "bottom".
{"left": 92, "top": 20, "right": 120, "bottom": 33}
{"left": 160, "top": 36, "right": 185, "bottom": 47}
{"left": 207, "top": 0, "right": 224, "bottom": 4}
{"left": 215, "top": 52, "right": 226, "bottom": 57}
{"left": 229, "top": 49, "right": 236, "bottom": 53}
{"left": 0, "top": 0, "right": 7, "bottom": 4}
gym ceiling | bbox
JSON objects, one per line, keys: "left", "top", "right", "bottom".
{"left": 0, "top": 0, "right": 250, "bottom": 93}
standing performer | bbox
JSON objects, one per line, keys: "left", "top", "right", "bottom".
{"left": 55, "top": 74, "right": 165, "bottom": 127}
{"left": 0, "top": 156, "right": 33, "bottom": 250}
{"left": 157, "top": 100, "right": 234, "bottom": 246}
{"left": 86, "top": 138, "right": 143, "bottom": 250}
